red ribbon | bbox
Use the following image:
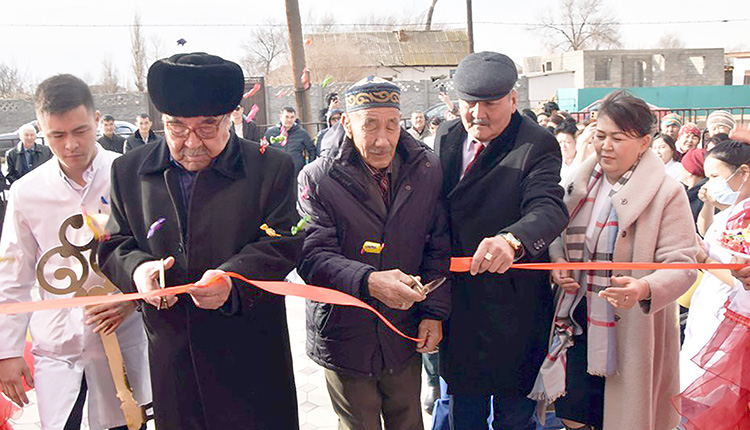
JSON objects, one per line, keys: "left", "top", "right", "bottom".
{"left": 2, "top": 260, "right": 748, "bottom": 344}
{"left": 449, "top": 257, "right": 747, "bottom": 273}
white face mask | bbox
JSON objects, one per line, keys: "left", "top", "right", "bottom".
{"left": 709, "top": 169, "right": 742, "bottom": 206}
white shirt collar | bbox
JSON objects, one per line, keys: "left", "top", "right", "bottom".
{"left": 57, "top": 145, "right": 102, "bottom": 194}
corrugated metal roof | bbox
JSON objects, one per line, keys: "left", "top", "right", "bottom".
{"left": 304, "top": 30, "right": 469, "bottom": 67}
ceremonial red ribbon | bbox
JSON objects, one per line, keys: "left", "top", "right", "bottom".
{"left": 2, "top": 260, "right": 747, "bottom": 344}
{"left": 449, "top": 258, "right": 747, "bottom": 273}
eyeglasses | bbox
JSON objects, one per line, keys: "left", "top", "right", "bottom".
{"left": 165, "top": 115, "right": 226, "bottom": 140}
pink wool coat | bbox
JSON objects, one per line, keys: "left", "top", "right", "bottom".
{"left": 549, "top": 149, "right": 698, "bottom": 430}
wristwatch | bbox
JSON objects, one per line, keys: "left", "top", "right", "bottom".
{"left": 500, "top": 232, "right": 524, "bottom": 259}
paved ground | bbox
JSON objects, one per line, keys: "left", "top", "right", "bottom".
{"left": 8, "top": 296, "right": 435, "bottom": 429}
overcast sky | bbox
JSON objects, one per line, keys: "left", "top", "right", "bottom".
{"left": 1, "top": 0, "right": 748, "bottom": 89}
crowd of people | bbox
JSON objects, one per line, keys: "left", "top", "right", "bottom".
{"left": 0, "top": 49, "right": 748, "bottom": 430}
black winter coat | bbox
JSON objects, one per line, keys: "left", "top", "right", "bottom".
{"left": 124, "top": 129, "right": 163, "bottom": 153}
{"left": 5, "top": 143, "right": 52, "bottom": 183}
{"left": 97, "top": 133, "right": 126, "bottom": 153}
{"left": 98, "top": 135, "right": 303, "bottom": 430}
{"left": 435, "top": 112, "right": 568, "bottom": 397}
{"left": 265, "top": 123, "right": 316, "bottom": 176}
{"left": 297, "top": 128, "right": 451, "bottom": 377}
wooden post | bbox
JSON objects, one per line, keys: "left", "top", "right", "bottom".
{"left": 285, "top": 0, "right": 314, "bottom": 135}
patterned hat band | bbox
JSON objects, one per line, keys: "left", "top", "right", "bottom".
{"left": 344, "top": 76, "right": 402, "bottom": 112}
{"left": 345, "top": 90, "right": 401, "bottom": 112}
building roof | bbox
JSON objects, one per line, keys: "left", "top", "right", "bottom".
{"left": 304, "top": 29, "right": 469, "bottom": 68}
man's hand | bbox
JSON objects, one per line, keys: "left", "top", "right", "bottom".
{"left": 599, "top": 276, "right": 650, "bottom": 309}
{"left": 367, "top": 269, "right": 426, "bottom": 310}
{"left": 132, "top": 256, "right": 177, "bottom": 308}
{"left": 470, "top": 235, "right": 516, "bottom": 276}
{"left": 575, "top": 121, "right": 597, "bottom": 161}
{"left": 730, "top": 123, "right": 750, "bottom": 144}
{"left": 551, "top": 258, "right": 581, "bottom": 293}
{"left": 0, "top": 357, "right": 33, "bottom": 407}
{"left": 85, "top": 301, "right": 136, "bottom": 335}
{"left": 188, "top": 269, "right": 232, "bottom": 310}
{"left": 415, "top": 319, "right": 442, "bottom": 353}
{"left": 730, "top": 256, "right": 750, "bottom": 290}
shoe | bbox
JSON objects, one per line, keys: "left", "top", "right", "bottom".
{"left": 422, "top": 384, "right": 440, "bottom": 414}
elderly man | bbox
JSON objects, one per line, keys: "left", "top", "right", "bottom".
{"left": 0, "top": 74, "right": 151, "bottom": 430}
{"left": 98, "top": 53, "right": 303, "bottom": 430}
{"left": 265, "top": 106, "right": 316, "bottom": 175}
{"left": 97, "top": 114, "right": 126, "bottom": 153}
{"left": 298, "top": 76, "right": 451, "bottom": 430}
{"left": 5, "top": 123, "right": 52, "bottom": 184}
{"left": 433, "top": 52, "right": 568, "bottom": 429}
{"left": 407, "top": 110, "right": 429, "bottom": 141}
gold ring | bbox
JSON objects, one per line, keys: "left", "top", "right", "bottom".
{"left": 623, "top": 295, "right": 629, "bottom": 303}
{"left": 158, "top": 296, "right": 168, "bottom": 310}
{"left": 484, "top": 252, "right": 493, "bottom": 261}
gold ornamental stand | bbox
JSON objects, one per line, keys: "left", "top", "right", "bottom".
{"left": 36, "top": 214, "right": 144, "bottom": 430}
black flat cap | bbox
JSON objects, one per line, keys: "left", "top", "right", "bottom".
{"left": 453, "top": 51, "right": 518, "bottom": 102}
{"left": 147, "top": 52, "right": 244, "bottom": 117}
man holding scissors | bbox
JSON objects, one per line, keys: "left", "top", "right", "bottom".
{"left": 297, "top": 76, "right": 451, "bottom": 429}
{"left": 98, "top": 53, "right": 303, "bottom": 430}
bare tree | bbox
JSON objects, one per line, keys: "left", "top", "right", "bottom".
{"left": 148, "top": 35, "right": 165, "bottom": 66}
{"left": 0, "top": 63, "right": 26, "bottom": 98}
{"left": 131, "top": 13, "right": 147, "bottom": 92}
{"left": 534, "top": 0, "right": 621, "bottom": 52}
{"left": 241, "top": 21, "right": 288, "bottom": 79}
{"left": 425, "top": 0, "right": 439, "bottom": 30}
{"left": 656, "top": 33, "right": 685, "bottom": 49}
{"left": 99, "top": 57, "right": 121, "bottom": 94}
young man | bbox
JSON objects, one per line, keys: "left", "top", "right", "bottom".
{"left": 264, "top": 106, "right": 316, "bottom": 175}
{"left": 97, "top": 114, "right": 126, "bottom": 153}
{"left": 124, "top": 113, "right": 161, "bottom": 153}
{"left": 0, "top": 74, "right": 151, "bottom": 430}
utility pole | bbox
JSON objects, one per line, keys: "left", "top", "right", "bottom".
{"left": 466, "top": 0, "right": 474, "bottom": 53}
{"left": 285, "top": 0, "right": 313, "bottom": 134}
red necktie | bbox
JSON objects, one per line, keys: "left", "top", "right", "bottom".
{"left": 463, "top": 140, "right": 485, "bottom": 177}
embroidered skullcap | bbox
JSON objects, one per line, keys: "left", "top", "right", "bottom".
{"left": 344, "top": 76, "right": 401, "bottom": 113}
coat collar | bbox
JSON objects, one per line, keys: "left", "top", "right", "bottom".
{"left": 566, "top": 149, "right": 666, "bottom": 231}
{"left": 137, "top": 133, "right": 245, "bottom": 180}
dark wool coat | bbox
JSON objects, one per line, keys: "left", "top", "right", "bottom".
{"left": 265, "top": 123, "right": 316, "bottom": 176}
{"left": 297, "top": 128, "right": 451, "bottom": 377}
{"left": 97, "top": 133, "right": 126, "bottom": 153}
{"left": 435, "top": 112, "right": 568, "bottom": 397}
{"left": 124, "top": 129, "right": 163, "bottom": 153}
{"left": 98, "top": 135, "right": 303, "bottom": 430}
{"left": 5, "top": 143, "right": 52, "bottom": 183}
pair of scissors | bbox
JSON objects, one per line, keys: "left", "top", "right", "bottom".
{"left": 157, "top": 258, "right": 171, "bottom": 310}
{"left": 409, "top": 276, "right": 447, "bottom": 295}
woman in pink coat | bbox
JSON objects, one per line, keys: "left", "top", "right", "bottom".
{"left": 530, "top": 90, "right": 698, "bottom": 430}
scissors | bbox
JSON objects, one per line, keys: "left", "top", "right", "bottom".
{"left": 157, "top": 258, "right": 170, "bottom": 310}
{"left": 409, "top": 276, "right": 447, "bottom": 295}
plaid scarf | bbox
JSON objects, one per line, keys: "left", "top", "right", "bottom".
{"left": 530, "top": 161, "right": 638, "bottom": 405}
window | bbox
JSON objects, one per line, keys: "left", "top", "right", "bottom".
{"left": 633, "top": 60, "right": 647, "bottom": 87}
{"left": 689, "top": 56, "right": 705, "bottom": 75}
{"left": 745, "top": 71, "right": 750, "bottom": 85}
{"left": 595, "top": 58, "right": 612, "bottom": 81}
{"left": 543, "top": 61, "right": 553, "bottom": 73}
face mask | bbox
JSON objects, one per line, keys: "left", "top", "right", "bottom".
{"left": 709, "top": 169, "right": 741, "bottom": 206}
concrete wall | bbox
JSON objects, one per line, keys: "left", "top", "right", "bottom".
{"left": 582, "top": 49, "right": 725, "bottom": 88}
{"left": 527, "top": 71, "right": 575, "bottom": 108}
{"left": 0, "top": 92, "right": 150, "bottom": 134}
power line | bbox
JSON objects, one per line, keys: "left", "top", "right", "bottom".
{"left": 0, "top": 18, "right": 746, "bottom": 28}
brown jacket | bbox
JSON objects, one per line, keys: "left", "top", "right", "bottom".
{"left": 550, "top": 149, "right": 698, "bottom": 430}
